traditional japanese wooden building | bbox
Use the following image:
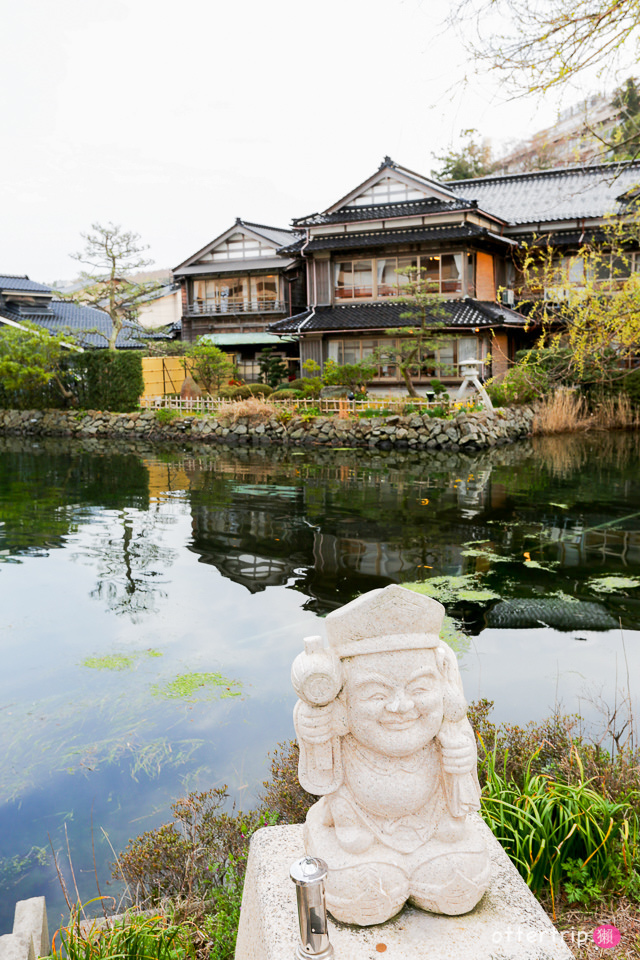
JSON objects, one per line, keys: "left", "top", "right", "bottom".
{"left": 174, "top": 218, "right": 305, "bottom": 380}
{"left": 267, "top": 156, "right": 640, "bottom": 391}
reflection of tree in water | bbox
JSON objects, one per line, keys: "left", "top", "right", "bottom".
{"left": 81, "top": 508, "right": 177, "bottom": 620}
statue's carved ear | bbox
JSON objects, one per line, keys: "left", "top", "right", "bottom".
{"left": 333, "top": 695, "right": 349, "bottom": 735}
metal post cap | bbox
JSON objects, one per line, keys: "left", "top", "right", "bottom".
{"left": 290, "top": 856, "right": 329, "bottom": 886}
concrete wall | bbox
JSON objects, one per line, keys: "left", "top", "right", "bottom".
{"left": 0, "top": 898, "right": 48, "bottom": 960}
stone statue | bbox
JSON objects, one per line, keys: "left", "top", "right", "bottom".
{"left": 292, "top": 584, "right": 490, "bottom": 926}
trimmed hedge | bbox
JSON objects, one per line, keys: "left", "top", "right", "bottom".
{"left": 72, "top": 351, "right": 145, "bottom": 412}
{"left": 0, "top": 351, "right": 144, "bottom": 412}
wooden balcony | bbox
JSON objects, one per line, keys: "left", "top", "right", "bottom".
{"left": 186, "top": 299, "right": 287, "bottom": 317}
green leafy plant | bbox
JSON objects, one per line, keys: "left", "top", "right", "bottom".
{"left": 155, "top": 409, "right": 180, "bottom": 425}
{"left": 52, "top": 902, "right": 196, "bottom": 960}
{"left": 72, "top": 351, "right": 145, "bottom": 412}
{"left": 182, "top": 342, "right": 235, "bottom": 396}
{"left": 479, "top": 740, "right": 640, "bottom": 909}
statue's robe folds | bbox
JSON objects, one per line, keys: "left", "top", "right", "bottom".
{"left": 303, "top": 735, "right": 491, "bottom": 926}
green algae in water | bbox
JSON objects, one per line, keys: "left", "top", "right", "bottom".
{"left": 405, "top": 576, "right": 501, "bottom": 604}
{"left": 153, "top": 672, "right": 242, "bottom": 702}
{"left": 588, "top": 575, "right": 640, "bottom": 593}
{"left": 81, "top": 654, "right": 135, "bottom": 671}
{"left": 81, "top": 648, "right": 162, "bottom": 671}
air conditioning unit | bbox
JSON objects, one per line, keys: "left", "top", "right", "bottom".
{"left": 501, "top": 288, "right": 515, "bottom": 307}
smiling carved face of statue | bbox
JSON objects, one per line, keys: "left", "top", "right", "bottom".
{"left": 343, "top": 649, "right": 444, "bottom": 758}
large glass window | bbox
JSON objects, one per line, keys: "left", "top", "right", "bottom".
{"left": 250, "top": 276, "right": 279, "bottom": 306}
{"left": 325, "top": 337, "right": 466, "bottom": 379}
{"left": 333, "top": 253, "right": 465, "bottom": 300}
{"left": 376, "top": 257, "right": 418, "bottom": 296}
{"left": 335, "top": 260, "right": 373, "bottom": 299}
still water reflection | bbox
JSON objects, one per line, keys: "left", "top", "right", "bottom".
{"left": 0, "top": 433, "right": 639, "bottom": 932}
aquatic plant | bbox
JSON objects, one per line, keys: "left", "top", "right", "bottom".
{"left": 588, "top": 575, "right": 640, "bottom": 594}
{"left": 152, "top": 673, "right": 242, "bottom": 702}
{"left": 405, "top": 575, "right": 501, "bottom": 604}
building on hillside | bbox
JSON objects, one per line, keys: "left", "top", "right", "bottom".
{"left": 267, "top": 157, "right": 640, "bottom": 392}
{"left": 0, "top": 274, "right": 157, "bottom": 348}
{"left": 173, "top": 218, "right": 305, "bottom": 381}
{"left": 493, "top": 92, "right": 622, "bottom": 174}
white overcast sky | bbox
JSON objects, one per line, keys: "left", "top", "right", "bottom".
{"left": 1, "top": 0, "right": 600, "bottom": 282}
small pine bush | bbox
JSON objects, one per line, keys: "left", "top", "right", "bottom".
{"left": 623, "top": 368, "right": 640, "bottom": 408}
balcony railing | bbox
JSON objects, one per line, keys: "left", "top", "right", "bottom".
{"left": 186, "top": 299, "right": 287, "bottom": 317}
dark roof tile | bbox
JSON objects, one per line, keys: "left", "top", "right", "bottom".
{"left": 279, "top": 223, "right": 490, "bottom": 255}
{"left": 293, "top": 197, "right": 476, "bottom": 226}
{"left": 0, "top": 274, "right": 52, "bottom": 293}
{"left": 450, "top": 160, "right": 640, "bottom": 225}
{"left": 268, "top": 299, "right": 527, "bottom": 334}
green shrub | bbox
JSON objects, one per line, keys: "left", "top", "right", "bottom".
{"left": 72, "top": 351, "right": 145, "bottom": 412}
{"left": 271, "top": 389, "right": 299, "bottom": 400}
{"left": 226, "top": 385, "right": 252, "bottom": 400}
{"left": 247, "top": 383, "right": 273, "bottom": 397}
{"left": 155, "top": 409, "right": 180, "bottom": 425}
{"left": 623, "top": 368, "right": 640, "bottom": 407}
{"left": 484, "top": 379, "right": 507, "bottom": 407}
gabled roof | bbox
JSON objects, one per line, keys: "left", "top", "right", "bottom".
{"left": 320, "top": 157, "right": 462, "bottom": 216}
{"left": 451, "top": 160, "right": 640, "bottom": 226}
{"left": 174, "top": 218, "right": 299, "bottom": 273}
{"left": 279, "top": 223, "right": 509, "bottom": 256}
{"left": 293, "top": 197, "right": 478, "bottom": 227}
{"left": 0, "top": 274, "right": 52, "bottom": 293}
{"left": 268, "top": 299, "right": 528, "bottom": 335}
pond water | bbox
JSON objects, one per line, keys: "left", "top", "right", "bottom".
{"left": 1, "top": 432, "right": 640, "bottom": 933}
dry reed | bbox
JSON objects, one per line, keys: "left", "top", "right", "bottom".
{"left": 215, "top": 397, "right": 277, "bottom": 424}
{"left": 532, "top": 391, "right": 591, "bottom": 435}
{"left": 594, "top": 394, "right": 640, "bottom": 430}
{"left": 534, "top": 390, "right": 640, "bottom": 435}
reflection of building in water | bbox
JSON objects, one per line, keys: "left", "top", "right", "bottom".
{"left": 543, "top": 523, "right": 640, "bottom": 568}
{"left": 144, "top": 461, "right": 191, "bottom": 501}
{"left": 454, "top": 468, "right": 492, "bottom": 517}
{"left": 189, "top": 485, "right": 313, "bottom": 593}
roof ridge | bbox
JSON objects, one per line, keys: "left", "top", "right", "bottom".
{"left": 0, "top": 273, "right": 31, "bottom": 280}
{"left": 239, "top": 219, "right": 296, "bottom": 235}
{"left": 449, "top": 158, "right": 640, "bottom": 186}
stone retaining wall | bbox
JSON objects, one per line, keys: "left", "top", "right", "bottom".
{"left": 0, "top": 407, "right": 535, "bottom": 451}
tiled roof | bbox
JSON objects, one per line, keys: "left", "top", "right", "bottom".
{"left": 268, "top": 299, "right": 528, "bottom": 334}
{"left": 279, "top": 223, "right": 493, "bottom": 255}
{"left": 450, "top": 160, "right": 640, "bottom": 225}
{"left": 238, "top": 219, "right": 299, "bottom": 247}
{"left": 293, "top": 198, "right": 477, "bottom": 227}
{"left": 3, "top": 300, "right": 154, "bottom": 349}
{"left": 0, "top": 274, "right": 52, "bottom": 293}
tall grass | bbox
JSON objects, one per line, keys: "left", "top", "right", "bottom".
{"left": 595, "top": 394, "right": 640, "bottom": 430}
{"left": 479, "top": 739, "right": 640, "bottom": 916}
{"left": 52, "top": 903, "right": 196, "bottom": 960}
{"left": 532, "top": 390, "right": 590, "bottom": 434}
{"left": 533, "top": 390, "right": 640, "bottom": 435}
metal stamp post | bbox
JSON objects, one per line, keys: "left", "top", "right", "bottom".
{"left": 290, "top": 856, "right": 334, "bottom": 960}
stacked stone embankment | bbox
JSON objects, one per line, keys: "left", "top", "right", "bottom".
{"left": 0, "top": 407, "right": 535, "bottom": 450}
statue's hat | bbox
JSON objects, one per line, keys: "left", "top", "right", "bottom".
{"left": 325, "top": 584, "right": 445, "bottom": 659}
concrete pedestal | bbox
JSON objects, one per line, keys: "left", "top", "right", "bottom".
{"left": 235, "top": 821, "right": 573, "bottom": 960}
